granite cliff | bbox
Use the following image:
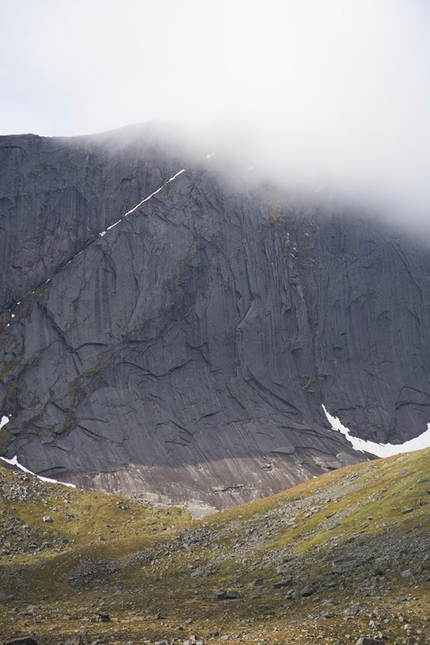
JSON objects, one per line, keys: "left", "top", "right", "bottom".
{"left": 1, "top": 123, "right": 430, "bottom": 511}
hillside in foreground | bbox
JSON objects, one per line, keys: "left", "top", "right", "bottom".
{"left": 1, "top": 448, "right": 430, "bottom": 644}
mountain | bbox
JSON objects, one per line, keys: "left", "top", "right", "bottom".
{"left": 1, "top": 448, "right": 430, "bottom": 644}
{"left": 1, "top": 123, "right": 430, "bottom": 511}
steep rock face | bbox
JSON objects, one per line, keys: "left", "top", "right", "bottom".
{"left": 1, "top": 125, "right": 430, "bottom": 510}
{"left": 0, "top": 123, "right": 188, "bottom": 309}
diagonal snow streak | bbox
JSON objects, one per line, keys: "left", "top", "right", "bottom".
{"left": 99, "top": 168, "right": 186, "bottom": 236}
{"left": 323, "top": 404, "right": 430, "bottom": 457}
{"left": 6, "top": 168, "right": 187, "bottom": 304}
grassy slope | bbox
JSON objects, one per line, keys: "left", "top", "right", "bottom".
{"left": 1, "top": 449, "right": 430, "bottom": 644}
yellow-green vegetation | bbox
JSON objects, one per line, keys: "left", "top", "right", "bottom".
{"left": 0, "top": 462, "right": 188, "bottom": 567}
{"left": 1, "top": 449, "right": 430, "bottom": 644}
{"left": 0, "top": 426, "right": 12, "bottom": 453}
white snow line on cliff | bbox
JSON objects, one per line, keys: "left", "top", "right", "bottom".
{"left": 106, "top": 218, "right": 122, "bottom": 231}
{"left": 0, "top": 454, "right": 76, "bottom": 488}
{"left": 322, "top": 404, "right": 430, "bottom": 457}
{"left": 98, "top": 168, "right": 186, "bottom": 237}
{"left": 0, "top": 416, "right": 76, "bottom": 487}
{"left": 123, "top": 168, "right": 186, "bottom": 217}
{"left": 8, "top": 170, "right": 187, "bottom": 315}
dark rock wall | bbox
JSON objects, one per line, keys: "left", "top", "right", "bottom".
{"left": 0, "top": 123, "right": 188, "bottom": 309}
{"left": 311, "top": 213, "right": 430, "bottom": 442}
{"left": 1, "top": 125, "right": 430, "bottom": 508}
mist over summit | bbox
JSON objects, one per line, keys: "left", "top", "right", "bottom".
{"left": 3, "top": 0, "right": 430, "bottom": 229}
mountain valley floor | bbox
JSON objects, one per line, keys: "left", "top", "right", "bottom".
{"left": 1, "top": 449, "right": 430, "bottom": 645}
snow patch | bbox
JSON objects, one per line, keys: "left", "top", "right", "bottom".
{"left": 123, "top": 168, "right": 186, "bottom": 219}
{"left": 0, "top": 422, "right": 76, "bottom": 488}
{"left": 323, "top": 404, "right": 430, "bottom": 457}
{"left": 97, "top": 169, "right": 186, "bottom": 238}
{"left": 99, "top": 218, "right": 124, "bottom": 237}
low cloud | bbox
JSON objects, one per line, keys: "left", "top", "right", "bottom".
{"left": 2, "top": 0, "right": 430, "bottom": 226}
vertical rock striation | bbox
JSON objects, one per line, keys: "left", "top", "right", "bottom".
{"left": 1, "top": 124, "right": 430, "bottom": 509}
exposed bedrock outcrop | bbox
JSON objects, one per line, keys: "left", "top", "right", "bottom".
{"left": 1, "top": 124, "right": 430, "bottom": 509}
{"left": 0, "top": 122, "right": 188, "bottom": 310}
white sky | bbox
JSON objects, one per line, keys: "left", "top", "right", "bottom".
{"left": 1, "top": 0, "right": 430, "bottom": 220}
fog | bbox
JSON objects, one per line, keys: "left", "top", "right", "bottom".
{"left": 2, "top": 0, "right": 430, "bottom": 225}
